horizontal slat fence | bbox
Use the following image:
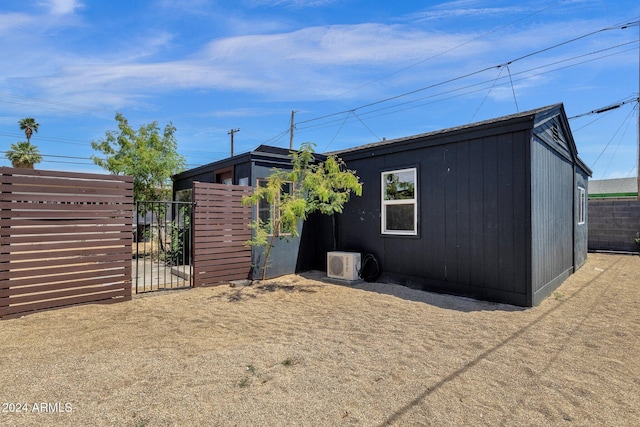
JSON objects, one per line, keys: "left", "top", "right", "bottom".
{"left": 1, "top": 167, "right": 133, "bottom": 319}
{"left": 192, "top": 182, "right": 252, "bottom": 286}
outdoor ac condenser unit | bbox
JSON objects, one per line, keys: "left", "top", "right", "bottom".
{"left": 327, "top": 251, "right": 361, "bottom": 281}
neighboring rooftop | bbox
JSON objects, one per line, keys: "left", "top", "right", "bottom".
{"left": 589, "top": 177, "right": 638, "bottom": 198}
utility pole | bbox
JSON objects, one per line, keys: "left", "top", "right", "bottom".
{"left": 228, "top": 128, "right": 239, "bottom": 157}
{"left": 289, "top": 110, "right": 296, "bottom": 150}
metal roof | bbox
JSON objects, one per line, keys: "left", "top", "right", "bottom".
{"left": 325, "top": 103, "right": 592, "bottom": 177}
{"left": 589, "top": 177, "right": 638, "bottom": 195}
{"left": 326, "top": 103, "right": 563, "bottom": 156}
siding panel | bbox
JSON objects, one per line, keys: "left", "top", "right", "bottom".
{"left": 445, "top": 144, "right": 459, "bottom": 282}
{"left": 530, "top": 139, "right": 573, "bottom": 300}
{"left": 423, "top": 146, "right": 446, "bottom": 280}
{"left": 497, "top": 132, "right": 516, "bottom": 292}
{"left": 482, "top": 135, "right": 500, "bottom": 289}
{"left": 454, "top": 142, "right": 471, "bottom": 285}
{"left": 468, "top": 139, "right": 485, "bottom": 288}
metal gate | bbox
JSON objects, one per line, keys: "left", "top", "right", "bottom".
{"left": 134, "top": 200, "right": 193, "bottom": 293}
{"left": 133, "top": 182, "right": 253, "bottom": 293}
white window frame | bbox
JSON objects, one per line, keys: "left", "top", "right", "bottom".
{"left": 381, "top": 167, "right": 417, "bottom": 235}
{"left": 578, "top": 186, "right": 586, "bottom": 225}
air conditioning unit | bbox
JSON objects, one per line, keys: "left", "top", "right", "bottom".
{"left": 327, "top": 251, "right": 361, "bottom": 281}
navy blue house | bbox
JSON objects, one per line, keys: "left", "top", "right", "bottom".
{"left": 175, "top": 104, "right": 591, "bottom": 306}
{"left": 172, "top": 145, "right": 306, "bottom": 279}
{"left": 301, "top": 103, "right": 591, "bottom": 306}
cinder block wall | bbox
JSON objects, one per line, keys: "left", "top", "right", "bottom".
{"left": 588, "top": 199, "right": 640, "bottom": 252}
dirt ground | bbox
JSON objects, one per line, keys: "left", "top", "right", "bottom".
{"left": 1, "top": 252, "right": 639, "bottom": 426}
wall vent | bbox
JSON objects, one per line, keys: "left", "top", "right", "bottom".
{"left": 551, "top": 123, "right": 560, "bottom": 142}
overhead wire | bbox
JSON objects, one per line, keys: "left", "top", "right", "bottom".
{"left": 505, "top": 64, "right": 519, "bottom": 113}
{"left": 600, "top": 102, "right": 637, "bottom": 178}
{"left": 568, "top": 96, "right": 639, "bottom": 119}
{"left": 1, "top": 15, "right": 637, "bottom": 169}
{"left": 352, "top": 111, "right": 380, "bottom": 141}
{"left": 16, "top": 34, "right": 637, "bottom": 169}
{"left": 469, "top": 67, "right": 505, "bottom": 123}
{"left": 324, "top": 112, "right": 353, "bottom": 151}
{"left": 0, "top": 131, "right": 94, "bottom": 146}
{"left": 296, "top": 19, "right": 639, "bottom": 129}
{"left": 0, "top": 151, "right": 101, "bottom": 167}
{"left": 307, "top": 1, "right": 559, "bottom": 105}
{"left": 296, "top": 41, "right": 637, "bottom": 133}
{"left": 589, "top": 102, "right": 638, "bottom": 170}
{"left": 360, "top": 43, "right": 639, "bottom": 123}
{"left": 0, "top": 92, "right": 114, "bottom": 114}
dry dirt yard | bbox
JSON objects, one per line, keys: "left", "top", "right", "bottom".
{"left": 1, "top": 253, "right": 639, "bottom": 426}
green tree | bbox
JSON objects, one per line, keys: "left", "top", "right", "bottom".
{"left": 92, "top": 113, "right": 187, "bottom": 261}
{"left": 5, "top": 141, "right": 43, "bottom": 169}
{"left": 242, "top": 142, "right": 362, "bottom": 280}
{"left": 18, "top": 117, "right": 39, "bottom": 143}
{"left": 91, "top": 112, "right": 186, "bottom": 202}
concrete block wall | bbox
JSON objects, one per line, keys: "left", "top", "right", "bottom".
{"left": 588, "top": 199, "right": 640, "bottom": 252}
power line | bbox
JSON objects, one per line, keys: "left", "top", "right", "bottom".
{"left": 0, "top": 150, "right": 105, "bottom": 162}
{"left": 324, "top": 113, "right": 353, "bottom": 152}
{"left": 296, "top": 19, "right": 639, "bottom": 128}
{"left": 0, "top": 92, "right": 114, "bottom": 114}
{"left": 0, "top": 132, "right": 93, "bottom": 146}
{"left": 568, "top": 97, "right": 639, "bottom": 119}
{"left": 308, "top": 1, "right": 560, "bottom": 105}
{"left": 505, "top": 64, "right": 519, "bottom": 113}
{"left": 470, "top": 67, "right": 505, "bottom": 123}
{"left": 361, "top": 43, "right": 639, "bottom": 125}
{"left": 601, "top": 104, "right": 637, "bottom": 177}
{"left": 296, "top": 41, "right": 637, "bottom": 133}
{"left": 589, "top": 103, "right": 638, "bottom": 169}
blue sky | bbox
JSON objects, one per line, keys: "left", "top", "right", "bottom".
{"left": 0, "top": 0, "right": 638, "bottom": 180}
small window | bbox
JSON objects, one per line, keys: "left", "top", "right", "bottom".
{"left": 256, "top": 179, "right": 293, "bottom": 236}
{"left": 382, "top": 168, "right": 417, "bottom": 235}
{"left": 175, "top": 189, "right": 192, "bottom": 203}
{"left": 578, "top": 187, "right": 586, "bottom": 225}
{"left": 215, "top": 166, "right": 234, "bottom": 185}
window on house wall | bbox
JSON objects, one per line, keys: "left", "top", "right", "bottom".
{"left": 578, "top": 186, "right": 586, "bottom": 224}
{"left": 381, "top": 168, "right": 417, "bottom": 235}
{"left": 256, "top": 179, "right": 294, "bottom": 235}
{"left": 175, "top": 189, "right": 192, "bottom": 202}
{"left": 215, "top": 166, "right": 234, "bottom": 185}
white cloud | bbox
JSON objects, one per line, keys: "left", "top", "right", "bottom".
{"left": 201, "top": 23, "right": 478, "bottom": 68}
{"left": 3, "top": 14, "right": 627, "bottom": 113}
{"left": 245, "top": 0, "right": 338, "bottom": 7}
{"left": 406, "top": 1, "right": 529, "bottom": 22}
{"left": 43, "top": 0, "right": 83, "bottom": 15}
{"left": 18, "top": 22, "right": 486, "bottom": 108}
{"left": 0, "top": 12, "right": 31, "bottom": 34}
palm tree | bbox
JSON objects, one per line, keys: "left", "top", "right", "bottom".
{"left": 5, "top": 141, "right": 43, "bottom": 169}
{"left": 18, "top": 117, "right": 39, "bottom": 143}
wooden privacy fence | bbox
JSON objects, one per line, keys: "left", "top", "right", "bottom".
{"left": 192, "top": 182, "right": 252, "bottom": 286}
{"left": 0, "top": 167, "right": 133, "bottom": 319}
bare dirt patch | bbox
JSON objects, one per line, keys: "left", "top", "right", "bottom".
{"left": 1, "top": 253, "right": 639, "bottom": 426}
